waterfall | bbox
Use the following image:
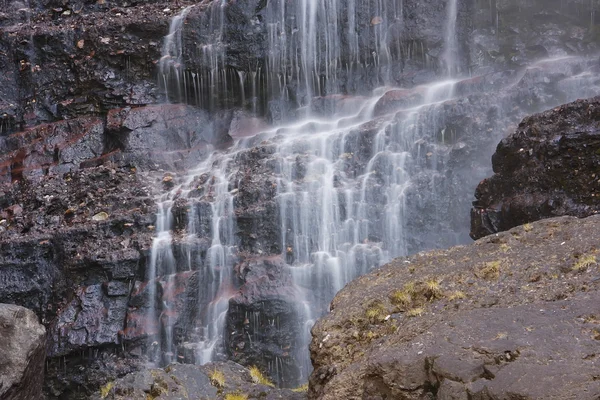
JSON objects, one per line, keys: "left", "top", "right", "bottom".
{"left": 159, "top": 6, "right": 194, "bottom": 103}
{"left": 143, "top": 0, "right": 600, "bottom": 387}
{"left": 146, "top": 199, "right": 176, "bottom": 365}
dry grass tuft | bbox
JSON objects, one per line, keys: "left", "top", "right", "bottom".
{"left": 209, "top": 369, "right": 225, "bottom": 388}
{"left": 573, "top": 254, "right": 597, "bottom": 272}
{"left": 406, "top": 307, "right": 424, "bottom": 317}
{"left": 249, "top": 366, "right": 274, "bottom": 387}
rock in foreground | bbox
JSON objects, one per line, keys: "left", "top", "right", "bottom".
{"left": 471, "top": 96, "right": 600, "bottom": 240}
{"left": 309, "top": 215, "right": 600, "bottom": 399}
{"left": 0, "top": 304, "right": 46, "bottom": 400}
{"left": 93, "top": 361, "right": 306, "bottom": 400}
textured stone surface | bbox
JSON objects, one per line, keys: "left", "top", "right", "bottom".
{"left": 471, "top": 96, "right": 600, "bottom": 239}
{"left": 309, "top": 215, "right": 600, "bottom": 399}
{"left": 91, "top": 361, "right": 306, "bottom": 400}
{"left": 225, "top": 256, "right": 303, "bottom": 386}
{"left": 0, "top": 0, "right": 600, "bottom": 397}
{"left": 0, "top": 304, "right": 46, "bottom": 400}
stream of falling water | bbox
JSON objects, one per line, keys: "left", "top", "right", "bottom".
{"left": 442, "top": 0, "right": 459, "bottom": 76}
{"left": 145, "top": 0, "right": 600, "bottom": 386}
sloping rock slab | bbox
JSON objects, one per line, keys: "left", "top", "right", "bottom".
{"left": 309, "top": 215, "right": 600, "bottom": 399}
{"left": 92, "top": 361, "right": 306, "bottom": 399}
{"left": 471, "top": 96, "right": 600, "bottom": 240}
{"left": 0, "top": 304, "right": 46, "bottom": 400}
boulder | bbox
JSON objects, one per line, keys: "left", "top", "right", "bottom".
{"left": 0, "top": 304, "right": 46, "bottom": 400}
{"left": 309, "top": 215, "right": 600, "bottom": 399}
{"left": 471, "top": 96, "right": 600, "bottom": 240}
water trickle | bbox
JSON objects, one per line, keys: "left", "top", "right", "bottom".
{"left": 442, "top": 0, "right": 459, "bottom": 76}
{"left": 146, "top": 199, "right": 176, "bottom": 365}
{"left": 159, "top": 6, "right": 194, "bottom": 103}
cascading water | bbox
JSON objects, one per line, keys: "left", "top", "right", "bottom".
{"left": 146, "top": 199, "right": 176, "bottom": 365}
{"left": 143, "top": 0, "right": 600, "bottom": 387}
{"left": 442, "top": 0, "right": 459, "bottom": 76}
{"left": 159, "top": 6, "right": 194, "bottom": 103}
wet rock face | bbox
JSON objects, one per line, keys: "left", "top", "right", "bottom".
{"left": 0, "top": 165, "right": 157, "bottom": 398}
{"left": 0, "top": 0, "right": 600, "bottom": 396}
{"left": 0, "top": 117, "right": 105, "bottom": 184}
{"left": 471, "top": 96, "right": 600, "bottom": 239}
{"left": 0, "top": 2, "right": 173, "bottom": 132}
{"left": 470, "top": 0, "right": 600, "bottom": 73}
{"left": 176, "top": 0, "right": 472, "bottom": 113}
{"left": 308, "top": 215, "right": 600, "bottom": 399}
{"left": 0, "top": 103, "right": 233, "bottom": 183}
{"left": 0, "top": 303, "right": 46, "bottom": 400}
{"left": 225, "top": 256, "right": 303, "bottom": 387}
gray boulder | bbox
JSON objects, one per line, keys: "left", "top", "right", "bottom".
{"left": 0, "top": 304, "right": 46, "bottom": 400}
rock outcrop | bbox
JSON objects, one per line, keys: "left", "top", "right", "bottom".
{"left": 92, "top": 361, "right": 306, "bottom": 400}
{"left": 471, "top": 96, "right": 600, "bottom": 240}
{"left": 0, "top": 304, "right": 46, "bottom": 400}
{"left": 309, "top": 215, "right": 600, "bottom": 399}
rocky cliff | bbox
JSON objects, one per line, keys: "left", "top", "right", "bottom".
{"left": 1, "top": 0, "right": 600, "bottom": 398}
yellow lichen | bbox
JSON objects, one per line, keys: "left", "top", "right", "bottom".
{"left": 523, "top": 223, "right": 533, "bottom": 232}
{"left": 364, "top": 301, "right": 387, "bottom": 322}
{"left": 478, "top": 260, "right": 501, "bottom": 280}
{"left": 448, "top": 291, "right": 466, "bottom": 300}
{"left": 424, "top": 278, "right": 443, "bottom": 299}
{"left": 249, "top": 366, "right": 274, "bottom": 387}
{"left": 403, "top": 282, "right": 417, "bottom": 295}
{"left": 389, "top": 290, "right": 411, "bottom": 307}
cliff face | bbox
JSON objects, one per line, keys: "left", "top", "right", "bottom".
{"left": 308, "top": 215, "right": 600, "bottom": 399}
{"left": 1, "top": 0, "right": 600, "bottom": 397}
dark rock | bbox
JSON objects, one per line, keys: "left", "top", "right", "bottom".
{"left": 0, "top": 2, "right": 175, "bottom": 131}
{"left": 0, "top": 303, "right": 46, "bottom": 400}
{"left": 471, "top": 96, "right": 600, "bottom": 239}
{"left": 0, "top": 117, "right": 105, "bottom": 184}
{"left": 1, "top": 0, "right": 600, "bottom": 398}
{"left": 226, "top": 255, "right": 303, "bottom": 387}
{"left": 48, "top": 284, "right": 129, "bottom": 357}
{"left": 106, "top": 104, "right": 232, "bottom": 171}
{"left": 179, "top": 0, "right": 472, "bottom": 113}
{"left": 91, "top": 361, "right": 306, "bottom": 400}
{"left": 0, "top": 164, "right": 156, "bottom": 398}
{"left": 309, "top": 215, "right": 600, "bottom": 399}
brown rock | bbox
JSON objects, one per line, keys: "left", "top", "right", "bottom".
{"left": 309, "top": 215, "right": 600, "bottom": 399}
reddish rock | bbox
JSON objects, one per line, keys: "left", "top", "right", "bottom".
{"left": 0, "top": 117, "right": 104, "bottom": 184}
{"left": 373, "top": 87, "right": 425, "bottom": 117}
